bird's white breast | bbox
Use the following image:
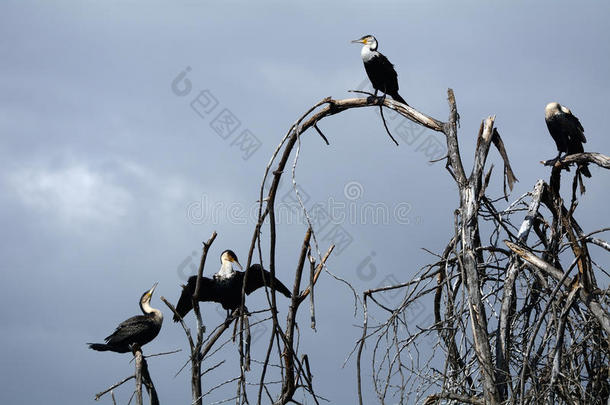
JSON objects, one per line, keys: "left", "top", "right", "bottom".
{"left": 361, "top": 45, "right": 377, "bottom": 63}
{"left": 216, "top": 261, "right": 236, "bottom": 280}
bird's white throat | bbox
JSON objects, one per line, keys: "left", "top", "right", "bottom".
{"left": 361, "top": 45, "right": 377, "bottom": 63}
{"left": 142, "top": 300, "right": 163, "bottom": 320}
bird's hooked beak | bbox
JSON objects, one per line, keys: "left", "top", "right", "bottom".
{"left": 221, "top": 250, "right": 244, "bottom": 271}
{"left": 351, "top": 38, "right": 367, "bottom": 45}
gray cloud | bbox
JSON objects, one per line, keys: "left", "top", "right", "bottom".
{"left": 1, "top": 1, "right": 609, "bottom": 404}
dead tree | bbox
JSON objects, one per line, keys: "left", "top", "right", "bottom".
{"left": 153, "top": 88, "right": 607, "bottom": 404}
{"left": 332, "top": 92, "right": 609, "bottom": 404}
{"left": 252, "top": 89, "right": 608, "bottom": 404}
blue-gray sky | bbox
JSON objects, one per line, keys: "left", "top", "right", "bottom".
{"left": 1, "top": 1, "right": 609, "bottom": 404}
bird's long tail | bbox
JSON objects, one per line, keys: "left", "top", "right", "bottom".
{"left": 580, "top": 163, "right": 592, "bottom": 178}
{"left": 389, "top": 92, "right": 409, "bottom": 107}
{"left": 88, "top": 343, "right": 110, "bottom": 351}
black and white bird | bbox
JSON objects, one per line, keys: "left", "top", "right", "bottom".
{"left": 351, "top": 34, "right": 408, "bottom": 106}
{"left": 545, "top": 102, "right": 591, "bottom": 177}
{"left": 88, "top": 283, "right": 163, "bottom": 353}
{"left": 173, "top": 250, "right": 292, "bottom": 321}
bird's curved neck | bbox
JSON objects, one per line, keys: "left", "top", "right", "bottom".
{"left": 140, "top": 300, "right": 163, "bottom": 320}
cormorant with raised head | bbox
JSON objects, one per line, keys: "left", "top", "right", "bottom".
{"left": 88, "top": 283, "right": 163, "bottom": 353}
{"left": 351, "top": 35, "right": 408, "bottom": 106}
{"left": 173, "top": 250, "right": 292, "bottom": 321}
{"left": 545, "top": 102, "right": 591, "bottom": 177}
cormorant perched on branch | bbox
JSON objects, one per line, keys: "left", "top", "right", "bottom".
{"left": 545, "top": 102, "right": 591, "bottom": 177}
{"left": 88, "top": 283, "right": 163, "bottom": 353}
{"left": 351, "top": 34, "right": 408, "bottom": 106}
{"left": 174, "top": 250, "right": 292, "bottom": 321}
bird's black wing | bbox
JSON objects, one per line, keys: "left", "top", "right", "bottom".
{"left": 565, "top": 111, "right": 586, "bottom": 143}
{"left": 547, "top": 112, "right": 591, "bottom": 177}
{"left": 365, "top": 53, "right": 399, "bottom": 95}
{"left": 174, "top": 276, "right": 196, "bottom": 321}
{"left": 174, "top": 275, "right": 222, "bottom": 321}
{"left": 564, "top": 122, "right": 592, "bottom": 177}
{"left": 243, "top": 264, "right": 292, "bottom": 298}
{"left": 105, "top": 315, "right": 161, "bottom": 348}
{"left": 546, "top": 116, "right": 569, "bottom": 152}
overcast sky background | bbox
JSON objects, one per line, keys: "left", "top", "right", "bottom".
{"left": 1, "top": 1, "right": 609, "bottom": 404}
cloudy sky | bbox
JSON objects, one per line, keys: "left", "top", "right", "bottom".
{"left": 1, "top": 1, "right": 609, "bottom": 404}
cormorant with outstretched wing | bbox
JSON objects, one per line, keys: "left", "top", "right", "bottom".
{"left": 174, "top": 250, "right": 291, "bottom": 321}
